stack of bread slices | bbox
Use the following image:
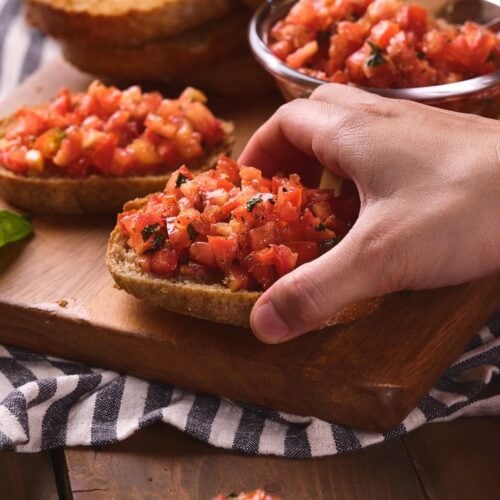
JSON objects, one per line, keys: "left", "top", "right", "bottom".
{"left": 25, "top": 0, "right": 271, "bottom": 96}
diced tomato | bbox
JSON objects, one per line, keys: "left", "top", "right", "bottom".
{"left": 208, "top": 235, "right": 238, "bottom": 271}
{"left": 272, "top": 245, "right": 298, "bottom": 276}
{"left": 369, "top": 20, "right": 400, "bottom": 48}
{"left": 224, "top": 264, "right": 251, "bottom": 292}
{"left": 117, "top": 158, "right": 356, "bottom": 292}
{"left": 269, "top": 0, "right": 499, "bottom": 88}
{"left": 249, "top": 222, "right": 279, "bottom": 251}
{"left": 179, "top": 262, "right": 213, "bottom": 283}
{"left": 6, "top": 109, "right": 46, "bottom": 139}
{"left": 150, "top": 248, "right": 178, "bottom": 277}
{"left": 190, "top": 242, "right": 216, "bottom": 267}
{"left": 0, "top": 80, "right": 225, "bottom": 178}
{"left": 285, "top": 241, "right": 318, "bottom": 265}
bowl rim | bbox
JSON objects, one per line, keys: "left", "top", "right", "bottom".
{"left": 248, "top": 0, "right": 500, "bottom": 101}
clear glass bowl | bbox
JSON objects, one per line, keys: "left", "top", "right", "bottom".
{"left": 249, "top": 0, "right": 500, "bottom": 117}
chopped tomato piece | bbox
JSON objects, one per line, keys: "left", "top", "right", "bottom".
{"left": 150, "top": 249, "right": 178, "bottom": 277}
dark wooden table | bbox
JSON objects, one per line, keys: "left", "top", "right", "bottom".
{"left": 1, "top": 416, "right": 499, "bottom": 500}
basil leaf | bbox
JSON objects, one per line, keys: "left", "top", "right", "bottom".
{"left": 315, "top": 223, "right": 326, "bottom": 232}
{"left": 187, "top": 223, "right": 199, "bottom": 240}
{"left": 319, "top": 238, "right": 339, "bottom": 251}
{"left": 366, "top": 41, "right": 385, "bottom": 68}
{"left": 246, "top": 196, "right": 262, "bottom": 212}
{"left": 141, "top": 223, "right": 160, "bottom": 242}
{"left": 176, "top": 172, "right": 189, "bottom": 188}
{"left": 0, "top": 210, "right": 32, "bottom": 248}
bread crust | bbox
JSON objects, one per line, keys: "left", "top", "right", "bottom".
{"left": 107, "top": 216, "right": 383, "bottom": 328}
{"left": 0, "top": 122, "right": 234, "bottom": 214}
{"left": 25, "top": 0, "right": 235, "bottom": 47}
{"left": 59, "top": 10, "right": 250, "bottom": 83}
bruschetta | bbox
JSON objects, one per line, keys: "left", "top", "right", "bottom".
{"left": 0, "top": 81, "right": 233, "bottom": 214}
{"left": 107, "top": 157, "right": 381, "bottom": 327}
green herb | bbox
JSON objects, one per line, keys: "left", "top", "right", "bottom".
{"left": 151, "top": 232, "right": 165, "bottom": 251}
{"left": 226, "top": 494, "right": 238, "bottom": 498}
{"left": 487, "top": 51, "right": 496, "bottom": 62}
{"left": 246, "top": 196, "right": 262, "bottom": 212}
{"left": 141, "top": 223, "right": 160, "bottom": 242}
{"left": 176, "top": 172, "right": 188, "bottom": 188}
{"left": 416, "top": 50, "right": 425, "bottom": 60}
{"left": 187, "top": 223, "right": 199, "bottom": 240}
{"left": 0, "top": 210, "right": 32, "bottom": 248}
{"left": 317, "top": 30, "right": 332, "bottom": 42}
{"left": 315, "top": 223, "right": 326, "bottom": 232}
{"left": 320, "top": 238, "right": 339, "bottom": 251}
{"left": 366, "top": 41, "right": 385, "bottom": 68}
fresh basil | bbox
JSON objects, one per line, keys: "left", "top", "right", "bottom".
{"left": 141, "top": 223, "right": 160, "bottom": 242}
{"left": 320, "top": 238, "right": 339, "bottom": 251}
{"left": 0, "top": 210, "right": 32, "bottom": 248}
{"left": 187, "top": 223, "right": 199, "bottom": 240}
{"left": 246, "top": 196, "right": 262, "bottom": 212}
{"left": 176, "top": 172, "right": 189, "bottom": 188}
{"left": 366, "top": 41, "right": 385, "bottom": 68}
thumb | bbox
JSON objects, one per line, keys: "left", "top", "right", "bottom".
{"left": 250, "top": 218, "right": 390, "bottom": 343}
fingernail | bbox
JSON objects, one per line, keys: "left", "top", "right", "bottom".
{"left": 251, "top": 301, "right": 290, "bottom": 344}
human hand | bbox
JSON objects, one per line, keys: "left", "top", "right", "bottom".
{"left": 239, "top": 84, "right": 500, "bottom": 343}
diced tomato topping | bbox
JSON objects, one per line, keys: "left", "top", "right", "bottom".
{"left": 150, "top": 249, "right": 178, "bottom": 277}
{"left": 269, "top": 0, "right": 500, "bottom": 88}
{"left": 0, "top": 81, "right": 225, "bottom": 177}
{"left": 116, "top": 157, "right": 360, "bottom": 289}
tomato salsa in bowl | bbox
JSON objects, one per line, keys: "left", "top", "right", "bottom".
{"left": 249, "top": 0, "right": 500, "bottom": 116}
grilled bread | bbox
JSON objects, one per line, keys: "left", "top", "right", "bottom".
{"left": 25, "top": 0, "right": 235, "bottom": 46}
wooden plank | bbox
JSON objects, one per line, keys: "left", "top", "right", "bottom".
{"left": 404, "top": 418, "right": 500, "bottom": 500}
{"left": 0, "top": 59, "right": 499, "bottom": 431}
{"left": 64, "top": 424, "right": 425, "bottom": 500}
{"left": 0, "top": 451, "right": 59, "bottom": 500}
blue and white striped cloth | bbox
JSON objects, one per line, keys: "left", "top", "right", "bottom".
{"left": 0, "top": 0, "right": 499, "bottom": 456}
{"left": 0, "top": 313, "right": 498, "bottom": 455}
{"left": 0, "top": 0, "right": 59, "bottom": 100}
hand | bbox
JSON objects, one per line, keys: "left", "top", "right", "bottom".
{"left": 239, "top": 84, "right": 500, "bottom": 343}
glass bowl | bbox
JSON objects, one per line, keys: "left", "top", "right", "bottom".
{"left": 249, "top": 0, "right": 500, "bottom": 117}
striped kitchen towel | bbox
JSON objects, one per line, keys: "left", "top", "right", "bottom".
{"left": 0, "top": 0, "right": 59, "bottom": 100}
{"left": 0, "top": 311, "right": 498, "bottom": 456}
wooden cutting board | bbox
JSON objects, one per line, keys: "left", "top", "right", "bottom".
{"left": 0, "top": 60, "right": 499, "bottom": 431}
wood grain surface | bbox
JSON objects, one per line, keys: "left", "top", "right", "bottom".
{"left": 0, "top": 59, "right": 499, "bottom": 431}
{"left": 64, "top": 423, "right": 425, "bottom": 500}
{"left": 0, "top": 450, "right": 59, "bottom": 500}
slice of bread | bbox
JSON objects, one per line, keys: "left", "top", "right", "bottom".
{"left": 25, "top": 0, "right": 236, "bottom": 46}
{"left": 0, "top": 122, "right": 234, "bottom": 214}
{"left": 59, "top": 10, "right": 250, "bottom": 83}
{"left": 107, "top": 206, "right": 382, "bottom": 328}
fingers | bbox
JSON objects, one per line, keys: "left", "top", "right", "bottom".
{"left": 239, "top": 98, "right": 350, "bottom": 184}
{"left": 250, "top": 211, "right": 393, "bottom": 343}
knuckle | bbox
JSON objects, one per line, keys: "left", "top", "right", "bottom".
{"left": 274, "top": 271, "right": 329, "bottom": 327}
{"left": 355, "top": 222, "right": 409, "bottom": 294}
{"left": 349, "top": 100, "right": 396, "bottom": 120}
{"left": 309, "top": 83, "right": 338, "bottom": 101}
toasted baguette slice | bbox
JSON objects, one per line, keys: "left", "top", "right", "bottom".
{"left": 25, "top": 0, "right": 235, "bottom": 47}
{"left": 107, "top": 218, "right": 382, "bottom": 328}
{"left": 59, "top": 10, "right": 250, "bottom": 84}
{"left": 0, "top": 122, "right": 234, "bottom": 215}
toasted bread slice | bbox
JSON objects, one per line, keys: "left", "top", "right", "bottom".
{"left": 25, "top": 0, "right": 236, "bottom": 47}
{"left": 107, "top": 213, "right": 382, "bottom": 328}
{"left": 0, "top": 122, "right": 234, "bottom": 215}
{"left": 174, "top": 54, "right": 275, "bottom": 97}
{"left": 60, "top": 10, "right": 250, "bottom": 83}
